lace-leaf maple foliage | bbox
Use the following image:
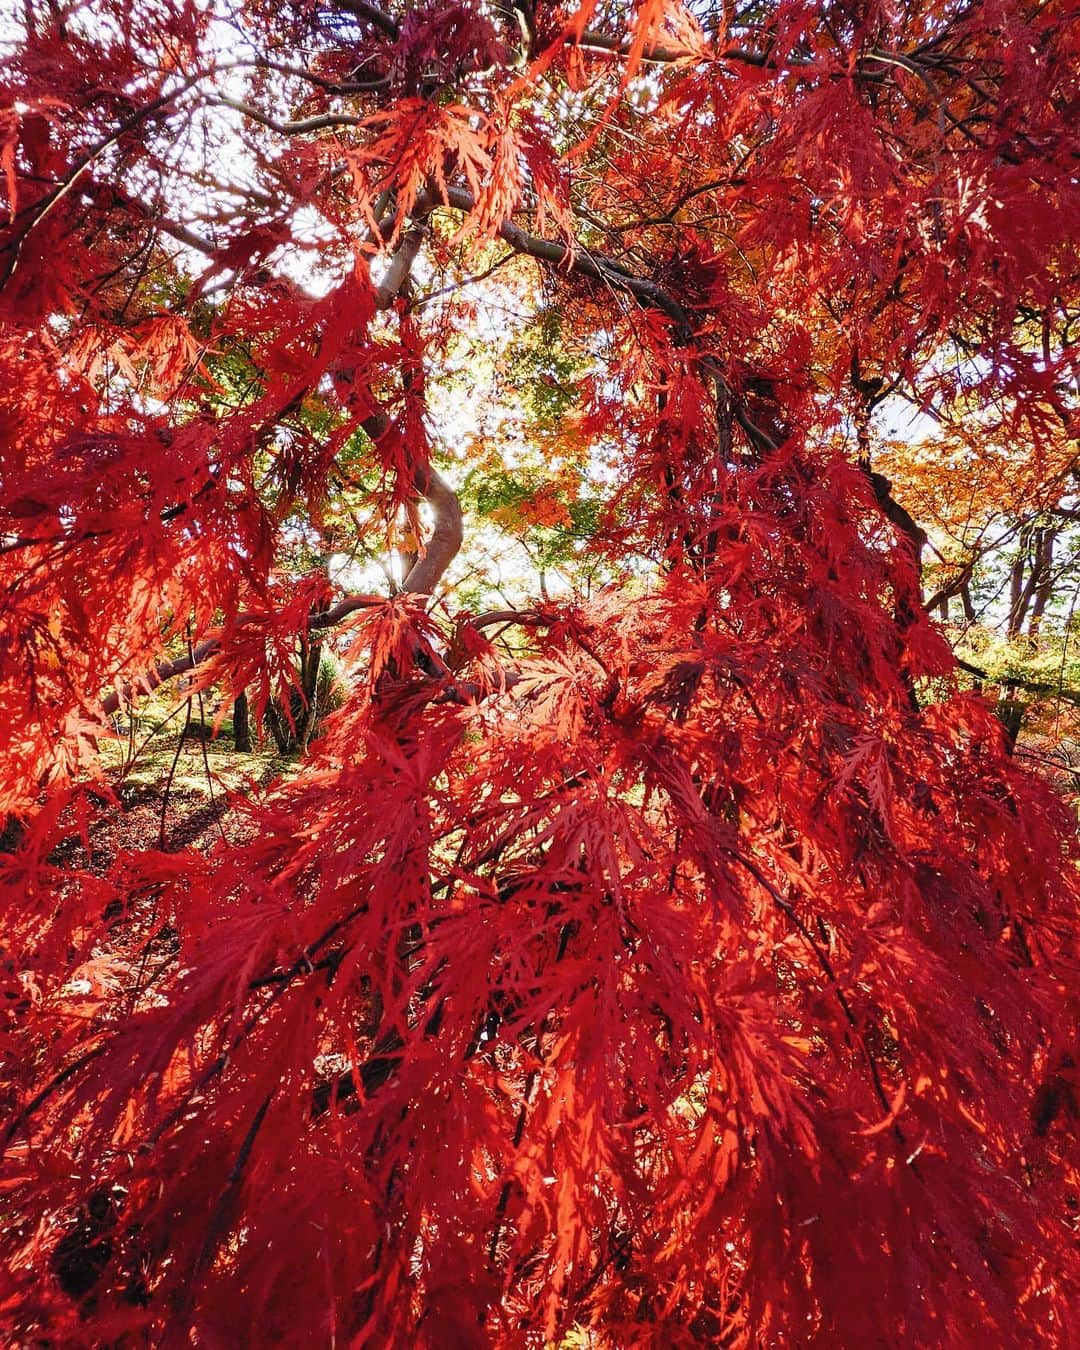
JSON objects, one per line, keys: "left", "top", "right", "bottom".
{"left": 1, "top": 0, "right": 1078, "bottom": 1344}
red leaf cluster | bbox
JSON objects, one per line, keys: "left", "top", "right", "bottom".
{"left": 1, "top": 1, "right": 1078, "bottom": 1345}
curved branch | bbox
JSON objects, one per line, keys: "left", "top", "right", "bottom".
{"left": 402, "top": 464, "right": 464, "bottom": 595}
{"left": 924, "top": 557, "right": 976, "bottom": 614}
{"left": 207, "top": 95, "right": 366, "bottom": 138}
{"left": 101, "top": 449, "right": 464, "bottom": 718}
{"left": 103, "top": 638, "right": 221, "bottom": 717}
{"left": 471, "top": 609, "right": 543, "bottom": 630}
{"left": 333, "top": 0, "right": 400, "bottom": 39}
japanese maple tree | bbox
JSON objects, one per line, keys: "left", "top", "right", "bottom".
{"left": 2, "top": 0, "right": 1079, "bottom": 1344}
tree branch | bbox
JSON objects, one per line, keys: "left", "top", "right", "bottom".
{"left": 374, "top": 219, "right": 428, "bottom": 308}
{"left": 207, "top": 95, "right": 366, "bottom": 137}
{"left": 401, "top": 465, "right": 464, "bottom": 594}
{"left": 570, "top": 26, "right": 901, "bottom": 79}
{"left": 865, "top": 469, "right": 927, "bottom": 565}
{"left": 332, "top": 0, "right": 400, "bottom": 39}
{"left": 923, "top": 556, "right": 976, "bottom": 614}
{"left": 440, "top": 184, "right": 695, "bottom": 342}
{"left": 956, "top": 658, "right": 1080, "bottom": 708}
{"left": 437, "top": 186, "right": 781, "bottom": 452}
{"left": 103, "top": 639, "right": 222, "bottom": 717}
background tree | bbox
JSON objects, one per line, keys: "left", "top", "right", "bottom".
{"left": 1, "top": 0, "right": 1078, "bottom": 1344}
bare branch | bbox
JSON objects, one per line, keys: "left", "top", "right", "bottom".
{"left": 207, "top": 95, "right": 366, "bottom": 137}
{"left": 570, "top": 27, "right": 894, "bottom": 76}
{"left": 440, "top": 185, "right": 695, "bottom": 342}
{"left": 103, "top": 639, "right": 220, "bottom": 717}
{"left": 471, "top": 609, "right": 543, "bottom": 630}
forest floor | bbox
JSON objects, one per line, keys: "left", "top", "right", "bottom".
{"left": 90, "top": 737, "right": 292, "bottom": 859}
{"left": 85, "top": 709, "right": 1078, "bottom": 870}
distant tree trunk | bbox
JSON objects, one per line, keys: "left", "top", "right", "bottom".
{"left": 999, "top": 690, "right": 1026, "bottom": 750}
{"left": 1028, "top": 528, "right": 1057, "bottom": 639}
{"left": 1007, "top": 523, "right": 1053, "bottom": 639}
{"left": 1008, "top": 527, "right": 1029, "bottom": 636}
{"left": 233, "top": 690, "right": 252, "bottom": 752}
{"left": 264, "top": 701, "right": 290, "bottom": 753}
{"left": 261, "top": 635, "right": 324, "bottom": 755}
{"left": 296, "top": 637, "right": 322, "bottom": 752}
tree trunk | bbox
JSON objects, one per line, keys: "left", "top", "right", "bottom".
{"left": 1028, "top": 528, "right": 1057, "bottom": 639}
{"left": 1008, "top": 524, "right": 1036, "bottom": 637}
{"left": 233, "top": 690, "right": 252, "bottom": 752}
{"left": 296, "top": 636, "right": 323, "bottom": 752}
{"left": 264, "top": 701, "right": 290, "bottom": 753}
